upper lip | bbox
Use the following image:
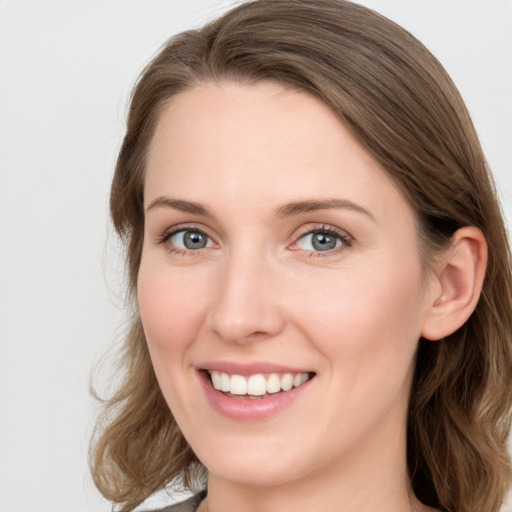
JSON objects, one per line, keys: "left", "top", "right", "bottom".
{"left": 199, "top": 361, "right": 313, "bottom": 376}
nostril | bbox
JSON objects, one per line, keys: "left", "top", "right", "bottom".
{"left": 247, "top": 331, "right": 268, "bottom": 338}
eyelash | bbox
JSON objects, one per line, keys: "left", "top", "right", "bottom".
{"left": 157, "top": 224, "right": 352, "bottom": 257}
{"left": 291, "top": 225, "right": 352, "bottom": 258}
{"left": 158, "top": 226, "right": 214, "bottom": 256}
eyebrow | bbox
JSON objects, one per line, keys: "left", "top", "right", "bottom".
{"left": 274, "top": 199, "right": 376, "bottom": 222}
{"left": 145, "top": 196, "right": 376, "bottom": 222}
{"left": 145, "top": 197, "right": 213, "bottom": 217}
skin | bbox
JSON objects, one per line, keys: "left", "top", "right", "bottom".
{"left": 138, "top": 81, "right": 443, "bottom": 512}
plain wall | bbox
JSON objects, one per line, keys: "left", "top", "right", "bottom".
{"left": 0, "top": 1, "right": 511, "bottom": 511}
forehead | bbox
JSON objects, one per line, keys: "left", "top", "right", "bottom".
{"left": 145, "top": 80, "right": 413, "bottom": 227}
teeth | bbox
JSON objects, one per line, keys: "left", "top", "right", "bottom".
{"left": 208, "top": 370, "right": 311, "bottom": 396}
{"left": 211, "top": 371, "right": 222, "bottom": 390}
{"left": 266, "top": 373, "right": 281, "bottom": 394}
{"left": 230, "top": 374, "right": 247, "bottom": 395}
{"left": 220, "top": 372, "right": 231, "bottom": 392}
{"left": 247, "top": 374, "right": 267, "bottom": 396}
{"left": 281, "top": 373, "right": 294, "bottom": 391}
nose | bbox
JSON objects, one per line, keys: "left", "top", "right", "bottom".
{"left": 206, "top": 248, "right": 285, "bottom": 344}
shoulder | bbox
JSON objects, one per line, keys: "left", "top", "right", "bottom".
{"left": 147, "top": 492, "right": 206, "bottom": 512}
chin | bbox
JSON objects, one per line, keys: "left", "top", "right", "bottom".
{"left": 192, "top": 435, "right": 312, "bottom": 488}
{"left": 206, "top": 458, "right": 306, "bottom": 488}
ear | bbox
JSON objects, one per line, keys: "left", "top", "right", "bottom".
{"left": 421, "top": 226, "right": 488, "bottom": 341}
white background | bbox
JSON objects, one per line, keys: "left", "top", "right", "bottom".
{"left": 0, "top": 1, "right": 511, "bottom": 511}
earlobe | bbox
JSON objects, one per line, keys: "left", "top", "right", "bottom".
{"left": 421, "top": 226, "right": 488, "bottom": 341}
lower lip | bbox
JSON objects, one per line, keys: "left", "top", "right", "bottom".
{"left": 198, "top": 371, "right": 313, "bottom": 421}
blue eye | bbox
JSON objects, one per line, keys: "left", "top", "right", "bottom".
{"left": 295, "top": 229, "right": 347, "bottom": 252}
{"left": 168, "top": 229, "right": 213, "bottom": 250}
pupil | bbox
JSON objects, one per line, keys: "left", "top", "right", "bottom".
{"left": 312, "top": 233, "right": 336, "bottom": 251}
{"left": 184, "top": 231, "right": 207, "bottom": 249}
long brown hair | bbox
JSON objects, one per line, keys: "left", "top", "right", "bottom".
{"left": 90, "top": 1, "right": 512, "bottom": 511}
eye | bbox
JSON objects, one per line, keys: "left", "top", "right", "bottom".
{"left": 297, "top": 232, "right": 341, "bottom": 251}
{"left": 165, "top": 228, "right": 215, "bottom": 251}
{"left": 291, "top": 226, "right": 351, "bottom": 255}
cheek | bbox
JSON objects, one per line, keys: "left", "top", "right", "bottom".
{"left": 292, "top": 258, "right": 426, "bottom": 442}
{"left": 137, "top": 261, "right": 210, "bottom": 360}
{"left": 290, "top": 256, "right": 426, "bottom": 374}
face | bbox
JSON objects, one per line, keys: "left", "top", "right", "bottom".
{"left": 138, "top": 81, "right": 436, "bottom": 491}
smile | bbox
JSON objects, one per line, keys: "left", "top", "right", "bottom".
{"left": 199, "top": 364, "right": 316, "bottom": 420}
{"left": 207, "top": 370, "right": 312, "bottom": 397}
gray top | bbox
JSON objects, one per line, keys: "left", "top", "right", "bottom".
{"left": 149, "top": 492, "right": 206, "bottom": 512}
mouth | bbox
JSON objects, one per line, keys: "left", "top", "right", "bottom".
{"left": 204, "top": 370, "right": 316, "bottom": 399}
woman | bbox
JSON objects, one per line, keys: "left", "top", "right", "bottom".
{"left": 90, "top": 1, "right": 512, "bottom": 511}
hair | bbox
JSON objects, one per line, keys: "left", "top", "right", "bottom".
{"left": 90, "top": 1, "right": 512, "bottom": 511}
